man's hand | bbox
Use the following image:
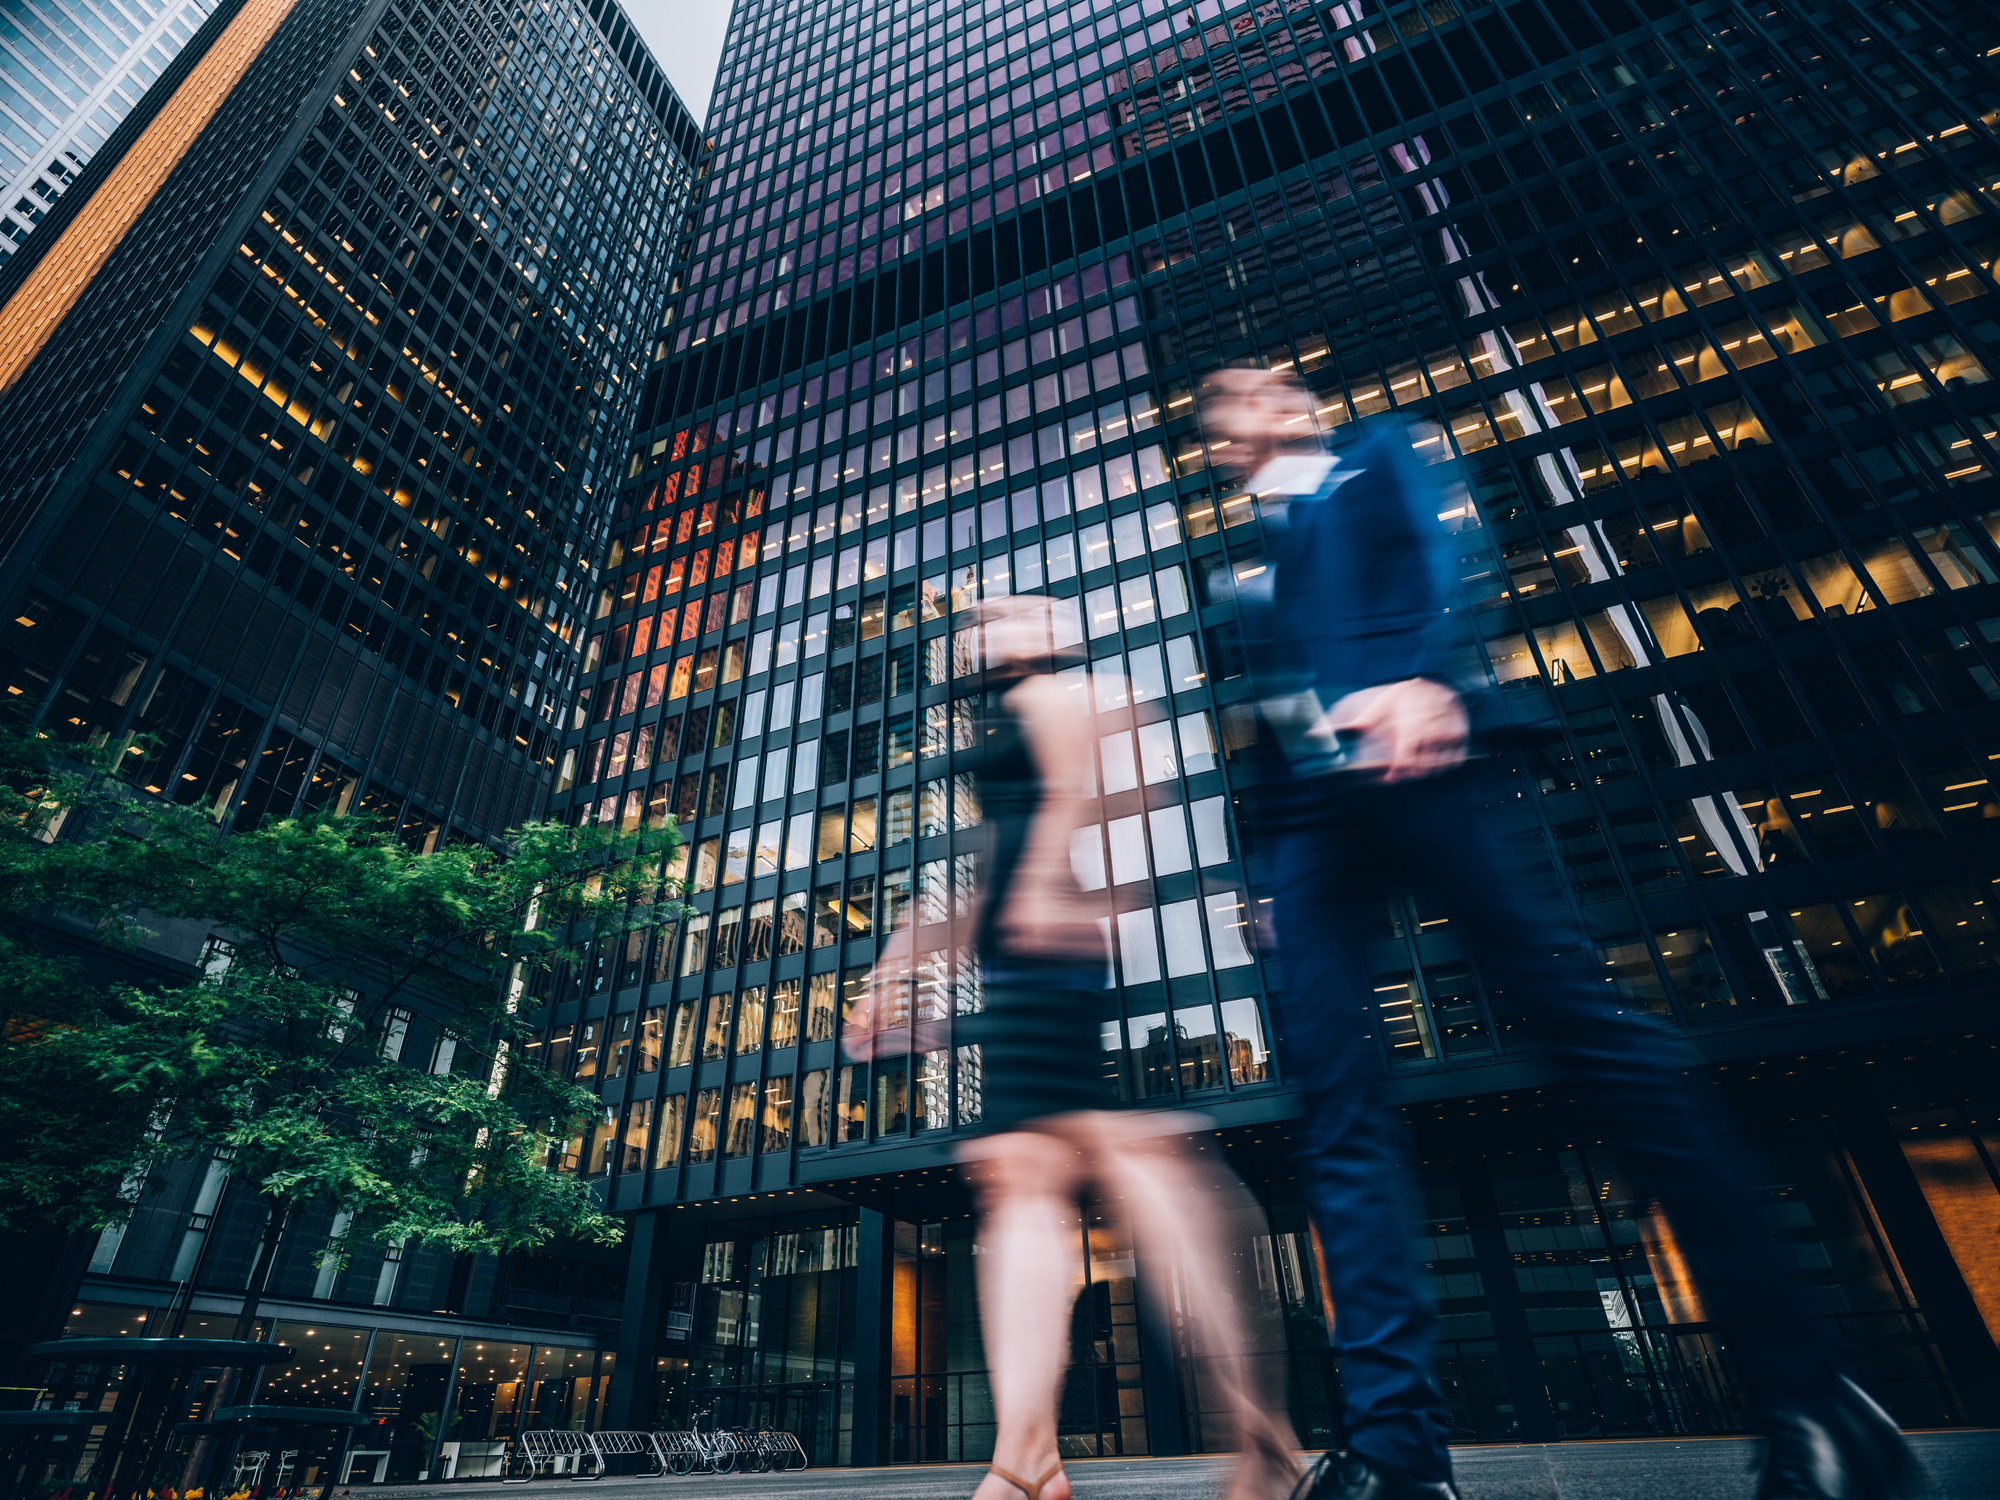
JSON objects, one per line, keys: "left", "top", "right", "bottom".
{"left": 1325, "top": 678, "right": 1469, "bottom": 784}
{"left": 1199, "top": 367, "right": 1315, "bottom": 480}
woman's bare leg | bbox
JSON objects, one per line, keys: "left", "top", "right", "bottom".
{"left": 1082, "top": 1116, "right": 1300, "bottom": 1498}
{"left": 962, "top": 1129, "right": 1084, "bottom": 1500}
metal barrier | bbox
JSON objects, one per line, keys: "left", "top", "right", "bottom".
{"left": 504, "top": 1429, "right": 597, "bottom": 1481}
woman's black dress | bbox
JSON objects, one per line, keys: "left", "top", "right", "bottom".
{"left": 957, "top": 671, "right": 1110, "bottom": 1132}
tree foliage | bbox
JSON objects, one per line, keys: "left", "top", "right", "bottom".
{"left": 0, "top": 723, "right": 682, "bottom": 1263}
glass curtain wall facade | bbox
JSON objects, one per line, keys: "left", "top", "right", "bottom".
{"left": 9, "top": 0, "right": 704, "bottom": 1479}
{"left": 545, "top": 0, "right": 2000, "bottom": 1459}
{"left": 0, "top": 0, "right": 698, "bottom": 845}
{"left": 0, "top": 0, "right": 224, "bottom": 267}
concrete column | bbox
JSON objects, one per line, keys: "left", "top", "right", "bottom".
{"left": 1132, "top": 1237, "right": 1188, "bottom": 1457}
{"left": 601, "top": 1209, "right": 674, "bottom": 1430}
{"left": 848, "top": 1208, "right": 895, "bottom": 1465}
{"left": 1455, "top": 1159, "right": 1560, "bottom": 1443}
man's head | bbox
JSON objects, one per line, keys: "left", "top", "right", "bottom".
{"left": 1198, "top": 366, "right": 1316, "bottom": 480}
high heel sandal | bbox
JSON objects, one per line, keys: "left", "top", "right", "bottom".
{"left": 987, "top": 1461, "right": 1065, "bottom": 1500}
{"left": 1224, "top": 1419, "right": 1302, "bottom": 1500}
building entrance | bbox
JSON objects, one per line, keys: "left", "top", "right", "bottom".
{"left": 778, "top": 1384, "right": 835, "bottom": 1467}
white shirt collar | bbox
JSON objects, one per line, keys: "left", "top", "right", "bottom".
{"left": 1248, "top": 453, "right": 1340, "bottom": 496}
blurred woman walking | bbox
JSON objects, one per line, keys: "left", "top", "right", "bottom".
{"left": 851, "top": 596, "right": 1299, "bottom": 1500}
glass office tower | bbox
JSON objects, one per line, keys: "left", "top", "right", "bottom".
{"left": 0, "top": 0, "right": 224, "bottom": 267}
{"left": 3, "top": 0, "right": 703, "bottom": 1481}
{"left": 0, "top": 0, "right": 698, "bottom": 843}
{"left": 541, "top": 0, "right": 2000, "bottom": 1462}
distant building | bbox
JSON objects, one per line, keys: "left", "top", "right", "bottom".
{"left": 0, "top": 0, "right": 700, "bottom": 1480}
{"left": 0, "top": 0, "right": 223, "bottom": 266}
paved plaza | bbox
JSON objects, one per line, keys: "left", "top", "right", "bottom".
{"left": 362, "top": 1431, "right": 1999, "bottom": 1500}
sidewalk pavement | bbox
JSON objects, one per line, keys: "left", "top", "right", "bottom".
{"left": 360, "top": 1430, "right": 1998, "bottom": 1500}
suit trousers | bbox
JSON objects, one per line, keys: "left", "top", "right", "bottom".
{"left": 1266, "top": 763, "right": 1843, "bottom": 1479}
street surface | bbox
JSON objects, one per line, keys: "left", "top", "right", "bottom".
{"left": 359, "top": 1431, "right": 1999, "bottom": 1499}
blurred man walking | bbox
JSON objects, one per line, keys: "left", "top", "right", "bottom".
{"left": 1204, "top": 368, "right": 1919, "bottom": 1500}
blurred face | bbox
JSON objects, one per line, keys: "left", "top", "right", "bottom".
{"left": 1199, "top": 367, "right": 1314, "bottom": 478}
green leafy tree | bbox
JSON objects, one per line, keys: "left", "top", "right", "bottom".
{"left": 0, "top": 724, "right": 683, "bottom": 1351}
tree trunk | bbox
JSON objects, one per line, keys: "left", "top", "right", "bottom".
{"left": 230, "top": 1200, "right": 288, "bottom": 1342}
{"left": 178, "top": 1199, "right": 289, "bottom": 1491}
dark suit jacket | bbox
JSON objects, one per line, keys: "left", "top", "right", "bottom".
{"left": 1239, "top": 419, "right": 1491, "bottom": 754}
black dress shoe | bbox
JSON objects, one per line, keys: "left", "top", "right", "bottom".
{"left": 1757, "top": 1376, "right": 1922, "bottom": 1499}
{"left": 1289, "top": 1451, "right": 1461, "bottom": 1500}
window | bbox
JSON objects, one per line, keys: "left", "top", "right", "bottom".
{"left": 655, "top": 1094, "right": 686, "bottom": 1168}
{"left": 769, "top": 978, "right": 801, "bottom": 1048}
{"left": 760, "top": 1077, "right": 794, "bottom": 1152}
{"left": 835, "top": 1064, "right": 868, "bottom": 1142}
{"left": 637, "top": 1006, "right": 665, "bottom": 1071}
{"left": 701, "top": 990, "right": 735, "bottom": 1060}
{"left": 735, "top": 985, "right": 766, "bottom": 1053}
{"left": 1220, "top": 999, "right": 1269, "bottom": 1085}
{"left": 798, "top": 1069, "right": 830, "bottom": 1147}
{"left": 666, "top": 1001, "right": 699, "bottom": 1068}
{"left": 779, "top": 890, "right": 810, "bottom": 955}
{"left": 379, "top": 1005, "right": 412, "bottom": 1062}
{"left": 807, "top": 972, "right": 838, "bottom": 1042}
{"left": 604, "top": 1011, "right": 635, "bottom": 1079}
{"left": 723, "top": 1081, "right": 759, "bottom": 1157}
{"left": 618, "top": 1098, "right": 653, "bottom": 1174}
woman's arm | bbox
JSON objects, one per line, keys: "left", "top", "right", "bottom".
{"left": 990, "top": 672, "right": 1106, "bottom": 958}
{"left": 849, "top": 666, "right": 1103, "bottom": 1058}
{"left": 843, "top": 916, "right": 912, "bottom": 1062}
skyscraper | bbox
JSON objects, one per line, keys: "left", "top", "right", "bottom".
{"left": 532, "top": 0, "right": 2000, "bottom": 1464}
{"left": 5, "top": 0, "right": 705, "bottom": 1480}
{"left": 0, "top": 0, "right": 224, "bottom": 267}
{"left": 0, "top": 0, "right": 699, "bottom": 843}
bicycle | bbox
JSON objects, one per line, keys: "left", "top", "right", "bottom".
{"left": 655, "top": 1406, "right": 741, "bottom": 1476}
{"left": 751, "top": 1430, "right": 809, "bottom": 1472}
{"left": 651, "top": 1428, "right": 702, "bottom": 1477}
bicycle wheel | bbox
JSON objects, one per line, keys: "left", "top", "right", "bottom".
{"left": 712, "top": 1448, "right": 737, "bottom": 1475}
{"left": 667, "top": 1451, "right": 696, "bottom": 1477}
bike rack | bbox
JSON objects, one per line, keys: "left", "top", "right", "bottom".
{"left": 583, "top": 1430, "right": 665, "bottom": 1479}
{"left": 504, "top": 1429, "right": 598, "bottom": 1482}
{"left": 502, "top": 1425, "right": 808, "bottom": 1480}
{"left": 649, "top": 1429, "right": 704, "bottom": 1476}
{"left": 761, "top": 1430, "right": 810, "bottom": 1470}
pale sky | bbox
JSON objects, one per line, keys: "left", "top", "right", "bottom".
{"left": 623, "top": 0, "right": 734, "bottom": 123}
